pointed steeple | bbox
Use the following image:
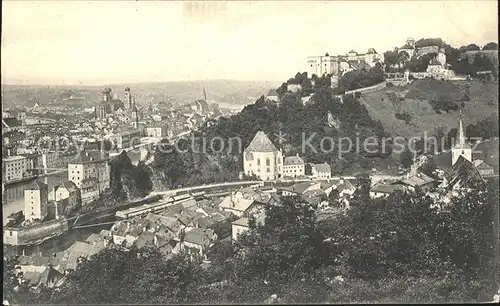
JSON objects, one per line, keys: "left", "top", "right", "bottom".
{"left": 203, "top": 87, "right": 207, "bottom": 102}
{"left": 458, "top": 110, "right": 465, "bottom": 147}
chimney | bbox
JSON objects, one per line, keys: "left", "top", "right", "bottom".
{"left": 296, "top": 153, "right": 299, "bottom": 157}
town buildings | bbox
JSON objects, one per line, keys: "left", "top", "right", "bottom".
{"left": 145, "top": 126, "right": 168, "bottom": 138}
{"left": 3, "top": 155, "right": 27, "bottom": 182}
{"left": 67, "top": 150, "right": 110, "bottom": 193}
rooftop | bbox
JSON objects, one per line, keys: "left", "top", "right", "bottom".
{"left": 245, "top": 131, "right": 278, "bottom": 153}
{"left": 313, "top": 163, "right": 331, "bottom": 173}
{"left": 370, "top": 183, "right": 406, "bottom": 194}
{"left": 267, "top": 89, "right": 279, "bottom": 96}
{"left": 3, "top": 155, "right": 26, "bottom": 162}
{"left": 219, "top": 195, "right": 255, "bottom": 213}
{"left": 25, "top": 180, "right": 48, "bottom": 191}
{"left": 183, "top": 228, "right": 215, "bottom": 246}
{"left": 284, "top": 155, "right": 304, "bottom": 166}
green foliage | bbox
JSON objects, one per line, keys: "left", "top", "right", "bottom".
{"left": 482, "top": 42, "right": 498, "bottom": 50}
{"left": 335, "top": 66, "right": 385, "bottom": 93}
{"left": 383, "top": 49, "right": 399, "bottom": 67}
{"left": 399, "top": 147, "right": 413, "bottom": 169}
{"left": 414, "top": 38, "right": 444, "bottom": 48}
{"left": 110, "top": 152, "right": 153, "bottom": 200}
{"left": 465, "top": 114, "right": 499, "bottom": 139}
{"left": 395, "top": 111, "right": 412, "bottom": 124}
{"left": 405, "top": 52, "right": 437, "bottom": 72}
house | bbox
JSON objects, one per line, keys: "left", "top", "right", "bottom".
{"left": 218, "top": 192, "right": 260, "bottom": 217}
{"left": 16, "top": 255, "right": 51, "bottom": 274}
{"left": 302, "top": 189, "right": 326, "bottom": 206}
{"left": 287, "top": 84, "right": 302, "bottom": 93}
{"left": 281, "top": 182, "right": 321, "bottom": 196}
{"left": 231, "top": 213, "right": 266, "bottom": 243}
{"left": 85, "top": 230, "right": 111, "bottom": 248}
{"left": 80, "top": 177, "right": 100, "bottom": 203}
{"left": 394, "top": 172, "right": 437, "bottom": 193}
{"left": 3, "top": 155, "right": 27, "bottom": 182}
{"left": 266, "top": 89, "right": 279, "bottom": 102}
{"left": 54, "top": 241, "right": 105, "bottom": 273}
{"left": 369, "top": 183, "right": 406, "bottom": 199}
{"left": 49, "top": 181, "right": 81, "bottom": 212}
{"left": 243, "top": 131, "right": 284, "bottom": 180}
{"left": 176, "top": 228, "right": 217, "bottom": 259}
{"left": 283, "top": 154, "right": 305, "bottom": 178}
{"left": 311, "top": 163, "right": 331, "bottom": 179}
{"left": 145, "top": 126, "right": 168, "bottom": 138}
{"left": 110, "top": 220, "right": 144, "bottom": 247}
{"left": 68, "top": 150, "right": 110, "bottom": 192}
{"left": 473, "top": 159, "right": 495, "bottom": 177}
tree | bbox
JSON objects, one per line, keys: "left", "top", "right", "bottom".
{"left": 433, "top": 126, "right": 446, "bottom": 153}
{"left": 465, "top": 44, "right": 481, "bottom": 52}
{"left": 482, "top": 42, "right": 498, "bottom": 50}
{"left": 383, "top": 49, "right": 399, "bottom": 67}
{"left": 399, "top": 147, "right": 413, "bottom": 169}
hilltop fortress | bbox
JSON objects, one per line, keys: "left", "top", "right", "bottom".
{"left": 307, "top": 48, "right": 384, "bottom": 78}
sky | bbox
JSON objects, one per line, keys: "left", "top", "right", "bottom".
{"left": 1, "top": 0, "right": 498, "bottom": 85}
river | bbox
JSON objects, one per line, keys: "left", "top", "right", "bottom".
{"left": 2, "top": 150, "right": 145, "bottom": 257}
{"left": 3, "top": 172, "right": 68, "bottom": 225}
{"left": 2, "top": 172, "right": 115, "bottom": 257}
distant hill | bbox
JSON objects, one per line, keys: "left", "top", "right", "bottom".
{"left": 359, "top": 79, "right": 498, "bottom": 138}
{"left": 0, "top": 80, "right": 280, "bottom": 109}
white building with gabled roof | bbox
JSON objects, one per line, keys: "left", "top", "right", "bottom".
{"left": 243, "top": 131, "right": 283, "bottom": 180}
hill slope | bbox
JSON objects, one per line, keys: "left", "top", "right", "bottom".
{"left": 360, "top": 79, "right": 498, "bottom": 137}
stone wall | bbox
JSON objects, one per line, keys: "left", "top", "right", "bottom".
{"left": 345, "top": 81, "right": 387, "bottom": 95}
{"left": 16, "top": 219, "right": 68, "bottom": 245}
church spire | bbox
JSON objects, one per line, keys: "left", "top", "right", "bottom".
{"left": 458, "top": 110, "right": 465, "bottom": 147}
{"left": 203, "top": 87, "right": 207, "bottom": 102}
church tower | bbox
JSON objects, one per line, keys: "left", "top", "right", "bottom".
{"left": 125, "top": 87, "right": 132, "bottom": 110}
{"left": 452, "top": 111, "right": 472, "bottom": 165}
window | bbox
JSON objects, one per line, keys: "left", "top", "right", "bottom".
{"left": 257, "top": 159, "right": 260, "bottom": 166}
{"left": 267, "top": 168, "right": 270, "bottom": 172}
{"left": 266, "top": 158, "right": 270, "bottom": 166}
{"left": 461, "top": 150, "right": 464, "bottom": 154}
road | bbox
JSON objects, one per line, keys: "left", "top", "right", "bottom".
{"left": 149, "top": 174, "right": 403, "bottom": 197}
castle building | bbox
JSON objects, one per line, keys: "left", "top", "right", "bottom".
{"left": 451, "top": 112, "right": 472, "bottom": 166}
{"left": 243, "top": 131, "right": 283, "bottom": 180}
{"left": 307, "top": 49, "right": 384, "bottom": 78}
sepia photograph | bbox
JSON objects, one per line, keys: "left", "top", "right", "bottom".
{"left": 2, "top": 0, "right": 499, "bottom": 304}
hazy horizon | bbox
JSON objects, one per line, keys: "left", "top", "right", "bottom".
{"left": 2, "top": 0, "right": 498, "bottom": 86}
